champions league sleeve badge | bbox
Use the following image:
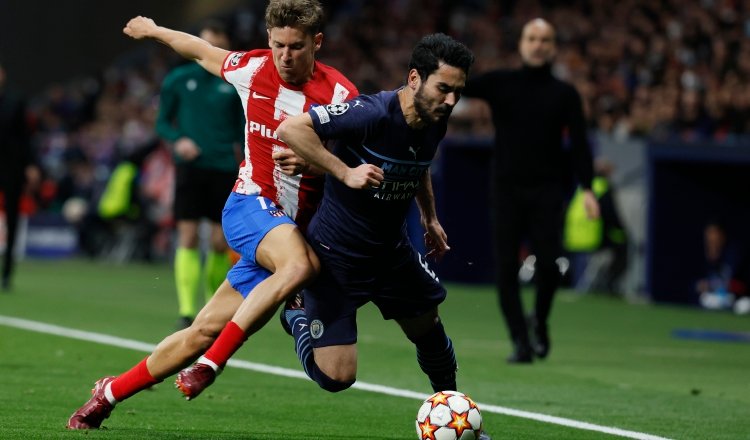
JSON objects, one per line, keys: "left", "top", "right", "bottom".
{"left": 325, "top": 102, "right": 349, "bottom": 115}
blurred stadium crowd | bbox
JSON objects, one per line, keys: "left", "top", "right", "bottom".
{"left": 10, "top": 0, "right": 750, "bottom": 262}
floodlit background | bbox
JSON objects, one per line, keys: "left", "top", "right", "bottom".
{"left": 2, "top": 0, "right": 749, "bottom": 304}
{"left": 1, "top": 1, "right": 749, "bottom": 438}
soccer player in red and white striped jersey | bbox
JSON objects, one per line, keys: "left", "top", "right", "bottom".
{"left": 67, "top": 0, "right": 357, "bottom": 429}
{"left": 223, "top": 45, "right": 354, "bottom": 229}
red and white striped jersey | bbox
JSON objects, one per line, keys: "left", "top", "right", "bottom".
{"left": 221, "top": 49, "right": 357, "bottom": 230}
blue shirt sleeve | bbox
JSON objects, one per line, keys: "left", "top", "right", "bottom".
{"left": 308, "top": 95, "right": 382, "bottom": 141}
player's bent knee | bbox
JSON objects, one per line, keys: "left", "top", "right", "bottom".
{"left": 277, "top": 261, "right": 318, "bottom": 298}
{"left": 312, "top": 364, "right": 355, "bottom": 393}
{"left": 292, "top": 259, "right": 318, "bottom": 283}
{"left": 319, "top": 377, "right": 355, "bottom": 393}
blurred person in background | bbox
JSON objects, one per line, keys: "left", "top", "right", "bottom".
{"left": 67, "top": 0, "right": 358, "bottom": 429}
{"left": 461, "top": 19, "right": 600, "bottom": 364}
{"left": 696, "top": 219, "right": 748, "bottom": 311}
{"left": 563, "top": 158, "right": 628, "bottom": 296}
{"left": 154, "top": 19, "right": 245, "bottom": 329}
{"left": 668, "top": 88, "right": 715, "bottom": 143}
{"left": 0, "top": 61, "right": 40, "bottom": 291}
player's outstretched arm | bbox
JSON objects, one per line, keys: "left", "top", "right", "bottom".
{"left": 123, "top": 16, "right": 229, "bottom": 77}
{"left": 277, "top": 114, "right": 383, "bottom": 189}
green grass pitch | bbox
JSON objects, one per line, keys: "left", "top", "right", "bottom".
{"left": 0, "top": 259, "right": 748, "bottom": 439}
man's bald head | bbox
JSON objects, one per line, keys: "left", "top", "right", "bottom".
{"left": 519, "top": 18, "right": 556, "bottom": 67}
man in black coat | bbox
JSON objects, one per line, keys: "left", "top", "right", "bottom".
{"left": 0, "top": 62, "right": 38, "bottom": 290}
{"left": 462, "top": 19, "right": 600, "bottom": 363}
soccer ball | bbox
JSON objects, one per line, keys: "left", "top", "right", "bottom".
{"left": 416, "top": 390, "right": 483, "bottom": 440}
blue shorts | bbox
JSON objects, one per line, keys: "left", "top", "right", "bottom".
{"left": 223, "top": 192, "right": 295, "bottom": 297}
{"left": 304, "top": 239, "right": 446, "bottom": 347}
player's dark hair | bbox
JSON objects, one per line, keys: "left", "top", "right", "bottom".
{"left": 265, "top": 0, "right": 324, "bottom": 35}
{"left": 408, "top": 33, "right": 474, "bottom": 82}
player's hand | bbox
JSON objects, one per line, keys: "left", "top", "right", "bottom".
{"left": 174, "top": 137, "right": 201, "bottom": 161}
{"left": 124, "top": 16, "right": 157, "bottom": 40}
{"left": 344, "top": 164, "right": 383, "bottom": 190}
{"left": 423, "top": 221, "right": 450, "bottom": 262}
{"left": 273, "top": 148, "right": 309, "bottom": 176}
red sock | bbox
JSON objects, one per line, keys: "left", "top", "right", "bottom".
{"left": 203, "top": 321, "right": 247, "bottom": 368}
{"left": 110, "top": 357, "right": 160, "bottom": 402}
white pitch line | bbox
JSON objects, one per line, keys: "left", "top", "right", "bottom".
{"left": 0, "top": 315, "right": 673, "bottom": 440}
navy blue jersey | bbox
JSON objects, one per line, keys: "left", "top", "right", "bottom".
{"left": 308, "top": 90, "right": 447, "bottom": 255}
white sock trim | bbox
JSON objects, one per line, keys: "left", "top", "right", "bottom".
{"left": 104, "top": 382, "right": 117, "bottom": 406}
{"left": 197, "top": 355, "right": 221, "bottom": 373}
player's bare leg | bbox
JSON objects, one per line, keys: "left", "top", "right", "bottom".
{"left": 280, "top": 294, "right": 358, "bottom": 392}
{"left": 312, "top": 344, "right": 358, "bottom": 383}
{"left": 67, "top": 283, "right": 242, "bottom": 429}
{"left": 176, "top": 224, "right": 319, "bottom": 399}
{"left": 149, "top": 282, "right": 242, "bottom": 377}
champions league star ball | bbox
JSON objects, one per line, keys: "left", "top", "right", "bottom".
{"left": 416, "top": 390, "right": 483, "bottom": 440}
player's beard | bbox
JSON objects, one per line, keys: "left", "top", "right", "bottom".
{"left": 414, "top": 83, "right": 452, "bottom": 125}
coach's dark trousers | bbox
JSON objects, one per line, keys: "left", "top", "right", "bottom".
{"left": 1, "top": 176, "right": 22, "bottom": 288}
{"left": 492, "top": 181, "right": 567, "bottom": 351}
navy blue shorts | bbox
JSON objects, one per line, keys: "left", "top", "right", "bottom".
{"left": 223, "top": 192, "right": 295, "bottom": 297}
{"left": 304, "top": 239, "right": 446, "bottom": 347}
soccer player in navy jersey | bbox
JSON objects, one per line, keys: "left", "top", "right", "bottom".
{"left": 67, "top": 0, "right": 358, "bottom": 429}
{"left": 171, "top": 32, "right": 491, "bottom": 439}
{"left": 275, "top": 33, "right": 476, "bottom": 399}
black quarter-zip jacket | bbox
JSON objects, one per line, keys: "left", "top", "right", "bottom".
{"left": 463, "top": 64, "right": 594, "bottom": 190}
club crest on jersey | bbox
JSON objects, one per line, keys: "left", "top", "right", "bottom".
{"left": 310, "top": 320, "right": 324, "bottom": 339}
{"left": 325, "top": 103, "right": 349, "bottom": 116}
{"left": 267, "top": 209, "right": 286, "bottom": 218}
{"left": 228, "top": 52, "right": 243, "bottom": 67}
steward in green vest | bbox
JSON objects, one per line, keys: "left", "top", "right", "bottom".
{"left": 564, "top": 175, "right": 628, "bottom": 293}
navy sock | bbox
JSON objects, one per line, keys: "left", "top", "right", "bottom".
{"left": 412, "top": 320, "right": 458, "bottom": 392}
{"left": 286, "top": 310, "right": 314, "bottom": 378}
